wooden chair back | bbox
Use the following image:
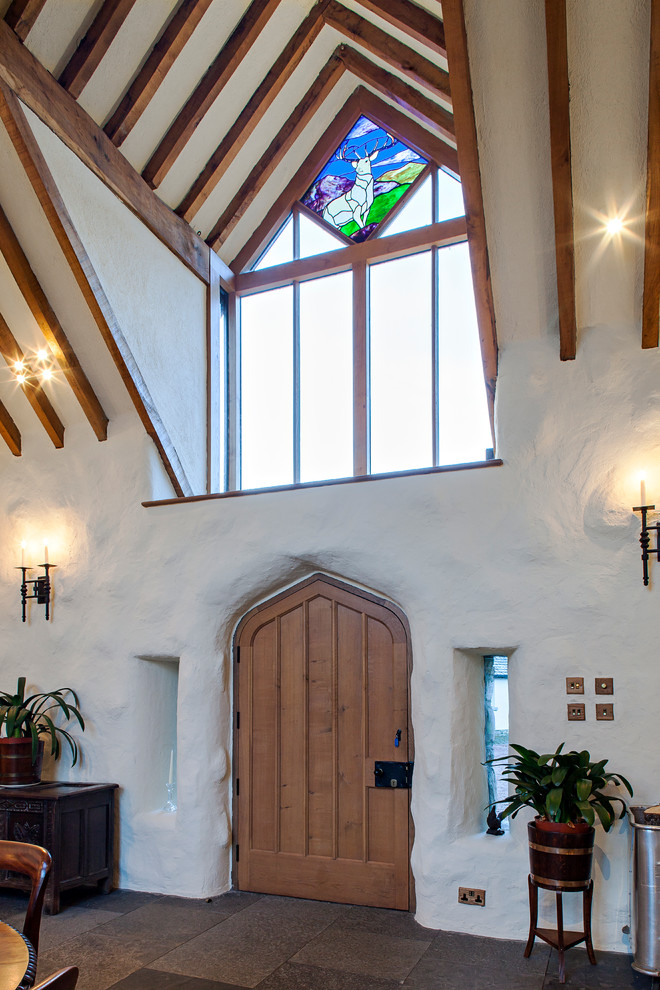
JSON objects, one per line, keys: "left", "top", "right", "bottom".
{"left": 32, "top": 968, "right": 79, "bottom": 990}
{"left": 0, "top": 840, "right": 52, "bottom": 955}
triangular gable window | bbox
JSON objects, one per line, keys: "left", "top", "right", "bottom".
{"left": 300, "top": 115, "right": 429, "bottom": 243}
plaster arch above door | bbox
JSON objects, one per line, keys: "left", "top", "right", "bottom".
{"left": 233, "top": 573, "right": 413, "bottom": 909}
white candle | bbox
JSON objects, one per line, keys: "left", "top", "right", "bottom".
{"left": 21, "top": 542, "right": 25, "bottom": 568}
{"left": 641, "top": 476, "right": 647, "bottom": 506}
{"left": 168, "top": 749, "right": 174, "bottom": 785}
{"left": 43, "top": 543, "right": 48, "bottom": 565}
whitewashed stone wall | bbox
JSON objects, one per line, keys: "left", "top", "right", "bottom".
{"left": 0, "top": 0, "right": 655, "bottom": 955}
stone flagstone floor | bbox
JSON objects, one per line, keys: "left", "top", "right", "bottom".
{"left": 0, "top": 887, "right": 657, "bottom": 990}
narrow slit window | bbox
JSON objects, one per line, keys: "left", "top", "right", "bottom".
{"left": 484, "top": 655, "right": 509, "bottom": 829}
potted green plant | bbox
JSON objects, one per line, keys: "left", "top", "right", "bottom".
{"left": 486, "top": 743, "right": 633, "bottom": 884}
{"left": 0, "top": 676, "right": 85, "bottom": 786}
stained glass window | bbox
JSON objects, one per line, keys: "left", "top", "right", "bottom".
{"left": 300, "top": 115, "right": 429, "bottom": 244}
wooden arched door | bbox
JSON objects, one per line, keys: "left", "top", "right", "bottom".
{"left": 233, "top": 574, "right": 412, "bottom": 909}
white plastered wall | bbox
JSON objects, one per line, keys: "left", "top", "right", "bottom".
{"left": 22, "top": 106, "right": 208, "bottom": 497}
{"left": 0, "top": 0, "right": 656, "bottom": 954}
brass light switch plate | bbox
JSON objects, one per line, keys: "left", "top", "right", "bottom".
{"left": 567, "top": 703, "right": 586, "bottom": 721}
{"left": 595, "top": 678, "right": 613, "bottom": 695}
{"left": 596, "top": 704, "right": 614, "bottom": 720}
{"left": 566, "top": 677, "right": 584, "bottom": 694}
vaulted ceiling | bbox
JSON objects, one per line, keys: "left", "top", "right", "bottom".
{"left": 0, "top": 0, "right": 656, "bottom": 495}
{"left": 0, "top": 0, "right": 456, "bottom": 271}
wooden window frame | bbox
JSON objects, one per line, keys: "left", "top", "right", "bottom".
{"left": 228, "top": 170, "right": 489, "bottom": 492}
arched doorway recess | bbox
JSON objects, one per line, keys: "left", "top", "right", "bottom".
{"left": 233, "top": 573, "right": 413, "bottom": 910}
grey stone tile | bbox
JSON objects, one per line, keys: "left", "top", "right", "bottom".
{"left": 291, "top": 928, "right": 431, "bottom": 981}
{"left": 404, "top": 958, "right": 545, "bottom": 990}
{"left": 259, "top": 961, "right": 401, "bottom": 989}
{"left": 333, "top": 905, "right": 437, "bottom": 942}
{"left": 108, "top": 970, "right": 244, "bottom": 990}
{"left": 544, "top": 947, "right": 654, "bottom": 987}
{"left": 62, "top": 888, "right": 163, "bottom": 914}
{"left": 35, "top": 930, "right": 175, "bottom": 990}
{"left": 149, "top": 896, "right": 344, "bottom": 988}
{"left": 423, "top": 930, "right": 551, "bottom": 975}
{"left": 38, "top": 907, "right": 125, "bottom": 951}
{"left": 159, "top": 892, "right": 262, "bottom": 916}
{"left": 95, "top": 900, "right": 226, "bottom": 942}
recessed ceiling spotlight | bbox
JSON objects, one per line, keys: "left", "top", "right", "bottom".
{"left": 606, "top": 216, "right": 623, "bottom": 235}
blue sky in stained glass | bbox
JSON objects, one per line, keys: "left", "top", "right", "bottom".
{"left": 300, "top": 115, "right": 429, "bottom": 243}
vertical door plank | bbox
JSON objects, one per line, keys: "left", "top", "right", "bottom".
{"left": 307, "top": 595, "right": 335, "bottom": 857}
{"left": 337, "top": 603, "right": 365, "bottom": 861}
{"left": 250, "top": 620, "right": 278, "bottom": 852}
{"left": 366, "top": 616, "right": 395, "bottom": 865}
{"left": 279, "top": 605, "right": 306, "bottom": 855}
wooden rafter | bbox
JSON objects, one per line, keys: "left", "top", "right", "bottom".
{"left": 0, "top": 24, "right": 210, "bottom": 282}
{"left": 643, "top": 0, "right": 660, "bottom": 349}
{"left": 0, "top": 202, "right": 109, "bottom": 440}
{"left": 176, "top": 1, "right": 327, "bottom": 223}
{"left": 0, "top": 398, "right": 21, "bottom": 455}
{"left": 104, "top": 0, "right": 214, "bottom": 146}
{"left": 59, "top": 0, "right": 138, "bottom": 100}
{"left": 338, "top": 45, "right": 454, "bottom": 143}
{"left": 354, "top": 0, "right": 446, "bottom": 60}
{"left": 324, "top": 2, "right": 450, "bottom": 102}
{"left": 206, "top": 54, "right": 345, "bottom": 251}
{"left": 0, "top": 84, "right": 192, "bottom": 495}
{"left": 230, "top": 86, "right": 459, "bottom": 273}
{"left": 4, "top": 0, "right": 47, "bottom": 41}
{"left": 0, "top": 313, "right": 64, "bottom": 447}
{"left": 143, "top": 0, "right": 281, "bottom": 190}
{"left": 441, "top": 0, "right": 497, "bottom": 433}
{"left": 545, "top": 0, "right": 576, "bottom": 361}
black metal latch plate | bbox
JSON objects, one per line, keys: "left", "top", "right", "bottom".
{"left": 374, "top": 761, "right": 414, "bottom": 788}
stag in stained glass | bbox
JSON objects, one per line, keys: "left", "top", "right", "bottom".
{"left": 301, "top": 116, "right": 429, "bottom": 244}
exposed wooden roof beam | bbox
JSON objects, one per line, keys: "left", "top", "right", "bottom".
{"left": 4, "top": 0, "right": 47, "bottom": 41}
{"left": 230, "top": 86, "right": 457, "bottom": 273}
{"left": 0, "top": 25, "right": 210, "bottom": 282}
{"left": 441, "top": 0, "right": 497, "bottom": 434}
{"left": 176, "top": 1, "right": 327, "bottom": 223}
{"left": 338, "top": 45, "right": 454, "bottom": 142}
{"left": 104, "top": 0, "right": 214, "bottom": 146}
{"left": 0, "top": 201, "right": 109, "bottom": 439}
{"left": 354, "top": 0, "right": 446, "bottom": 60}
{"left": 59, "top": 0, "right": 138, "bottom": 100}
{"left": 545, "top": 0, "right": 576, "bottom": 361}
{"left": 324, "top": 2, "right": 450, "bottom": 102}
{"left": 643, "top": 0, "right": 660, "bottom": 349}
{"left": 143, "top": 0, "right": 282, "bottom": 190}
{"left": 0, "top": 313, "right": 64, "bottom": 447}
{"left": 207, "top": 54, "right": 345, "bottom": 251}
{"left": 0, "top": 84, "right": 192, "bottom": 495}
{"left": 0, "top": 398, "right": 21, "bottom": 454}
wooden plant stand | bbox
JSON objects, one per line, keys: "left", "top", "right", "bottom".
{"left": 524, "top": 873, "right": 596, "bottom": 984}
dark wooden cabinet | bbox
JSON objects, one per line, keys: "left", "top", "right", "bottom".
{"left": 0, "top": 782, "right": 118, "bottom": 913}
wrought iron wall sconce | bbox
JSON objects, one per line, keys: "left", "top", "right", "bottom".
{"left": 633, "top": 504, "right": 659, "bottom": 587}
{"left": 17, "top": 545, "right": 55, "bottom": 621}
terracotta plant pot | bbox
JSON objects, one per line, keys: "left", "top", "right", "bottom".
{"left": 0, "top": 737, "right": 44, "bottom": 786}
{"left": 528, "top": 819, "right": 594, "bottom": 889}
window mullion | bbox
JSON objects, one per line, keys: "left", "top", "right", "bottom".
{"left": 293, "top": 280, "right": 301, "bottom": 485}
{"left": 353, "top": 260, "right": 369, "bottom": 476}
{"left": 227, "top": 292, "right": 240, "bottom": 492}
{"left": 432, "top": 245, "right": 440, "bottom": 467}
{"left": 293, "top": 210, "right": 301, "bottom": 485}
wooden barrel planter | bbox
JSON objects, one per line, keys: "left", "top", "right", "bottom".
{"left": 0, "top": 738, "right": 44, "bottom": 786}
{"left": 528, "top": 819, "right": 594, "bottom": 888}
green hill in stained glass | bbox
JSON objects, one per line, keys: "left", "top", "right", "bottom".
{"left": 300, "top": 116, "right": 429, "bottom": 244}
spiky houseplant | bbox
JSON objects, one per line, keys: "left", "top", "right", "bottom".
{"left": 0, "top": 676, "right": 85, "bottom": 767}
{"left": 487, "top": 743, "right": 633, "bottom": 831}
